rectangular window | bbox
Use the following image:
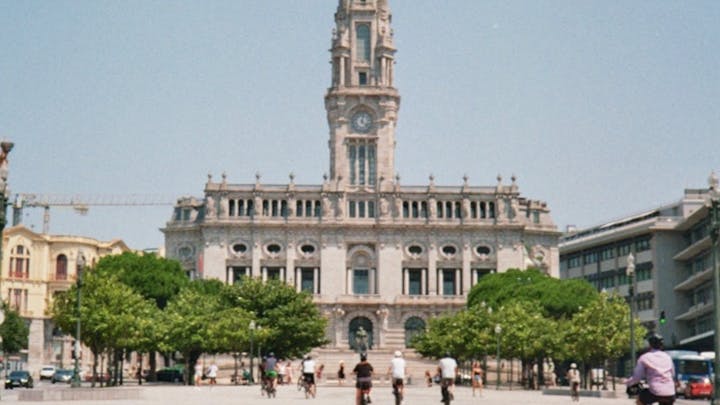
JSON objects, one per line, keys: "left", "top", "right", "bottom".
{"left": 358, "top": 72, "right": 368, "bottom": 85}
{"left": 442, "top": 269, "right": 456, "bottom": 295}
{"left": 349, "top": 145, "right": 357, "bottom": 185}
{"left": 353, "top": 269, "right": 369, "bottom": 294}
{"left": 349, "top": 201, "right": 357, "bottom": 217}
{"left": 368, "top": 145, "right": 376, "bottom": 186}
{"left": 232, "top": 267, "right": 248, "bottom": 284}
{"left": 635, "top": 237, "right": 651, "bottom": 252}
{"left": 306, "top": 201, "right": 313, "bottom": 217}
{"left": 358, "top": 201, "right": 366, "bottom": 218}
{"left": 266, "top": 267, "right": 281, "bottom": 280}
{"left": 617, "top": 242, "right": 632, "bottom": 256}
{"left": 473, "top": 268, "right": 494, "bottom": 285}
{"left": 367, "top": 201, "right": 375, "bottom": 218}
{"left": 314, "top": 200, "right": 321, "bottom": 217}
{"left": 408, "top": 269, "right": 422, "bottom": 295}
{"left": 358, "top": 145, "right": 366, "bottom": 185}
{"left": 296, "top": 201, "right": 304, "bottom": 217}
{"left": 301, "top": 268, "right": 315, "bottom": 293}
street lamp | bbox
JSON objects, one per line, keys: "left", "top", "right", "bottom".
{"left": 627, "top": 252, "right": 636, "bottom": 368}
{"left": 249, "top": 320, "right": 256, "bottom": 384}
{"left": 495, "top": 324, "right": 502, "bottom": 390}
{"left": 0, "top": 141, "right": 14, "bottom": 293}
{"left": 707, "top": 171, "right": 720, "bottom": 405}
{"left": 71, "top": 252, "right": 86, "bottom": 388}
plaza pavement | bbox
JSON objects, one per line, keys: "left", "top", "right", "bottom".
{"left": 0, "top": 381, "right": 705, "bottom": 405}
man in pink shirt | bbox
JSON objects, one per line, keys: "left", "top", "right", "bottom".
{"left": 625, "top": 334, "right": 676, "bottom": 405}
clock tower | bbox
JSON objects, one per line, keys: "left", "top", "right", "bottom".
{"left": 325, "top": 0, "right": 400, "bottom": 191}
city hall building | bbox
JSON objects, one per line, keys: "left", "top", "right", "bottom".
{"left": 163, "top": 0, "right": 560, "bottom": 351}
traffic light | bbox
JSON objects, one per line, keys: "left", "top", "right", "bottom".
{"left": 659, "top": 310, "right": 667, "bottom": 325}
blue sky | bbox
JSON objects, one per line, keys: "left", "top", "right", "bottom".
{"left": 2, "top": 1, "right": 719, "bottom": 250}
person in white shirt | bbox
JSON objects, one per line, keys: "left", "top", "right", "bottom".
{"left": 388, "top": 351, "right": 407, "bottom": 402}
{"left": 438, "top": 352, "right": 458, "bottom": 401}
{"left": 301, "top": 355, "right": 317, "bottom": 398}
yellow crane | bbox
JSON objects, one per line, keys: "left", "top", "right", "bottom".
{"left": 13, "top": 193, "right": 176, "bottom": 234}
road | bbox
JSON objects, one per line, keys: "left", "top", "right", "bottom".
{"left": 0, "top": 381, "right": 708, "bottom": 404}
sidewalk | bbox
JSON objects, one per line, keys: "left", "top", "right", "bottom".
{"left": 1, "top": 382, "right": 697, "bottom": 404}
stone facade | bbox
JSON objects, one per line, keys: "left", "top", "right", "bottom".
{"left": 163, "top": 0, "right": 560, "bottom": 351}
{"left": 0, "top": 225, "right": 130, "bottom": 375}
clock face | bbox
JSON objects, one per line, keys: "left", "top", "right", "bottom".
{"left": 351, "top": 111, "right": 373, "bottom": 133}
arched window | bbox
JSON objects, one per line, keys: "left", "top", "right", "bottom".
{"left": 55, "top": 254, "right": 68, "bottom": 280}
{"left": 356, "top": 24, "right": 370, "bottom": 61}
{"left": 404, "top": 317, "right": 426, "bottom": 347}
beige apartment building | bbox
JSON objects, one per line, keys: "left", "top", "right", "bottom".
{"left": 163, "top": 0, "right": 560, "bottom": 352}
{"left": 0, "top": 225, "right": 129, "bottom": 374}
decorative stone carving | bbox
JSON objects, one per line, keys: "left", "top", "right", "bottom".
{"left": 219, "top": 195, "right": 229, "bottom": 218}
{"left": 379, "top": 196, "right": 390, "bottom": 217}
{"left": 205, "top": 195, "right": 216, "bottom": 219}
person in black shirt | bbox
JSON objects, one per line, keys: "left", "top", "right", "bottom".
{"left": 353, "top": 353, "right": 374, "bottom": 405}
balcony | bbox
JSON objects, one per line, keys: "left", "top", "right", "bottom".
{"left": 675, "top": 301, "right": 713, "bottom": 321}
{"left": 674, "top": 267, "right": 712, "bottom": 292}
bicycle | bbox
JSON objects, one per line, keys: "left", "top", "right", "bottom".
{"left": 359, "top": 389, "right": 371, "bottom": 405}
{"left": 392, "top": 379, "right": 403, "bottom": 405}
{"left": 570, "top": 381, "right": 579, "bottom": 402}
{"left": 261, "top": 376, "right": 276, "bottom": 398}
{"left": 440, "top": 378, "right": 453, "bottom": 405}
{"left": 297, "top": 375, "right": 314, "bottom": 399}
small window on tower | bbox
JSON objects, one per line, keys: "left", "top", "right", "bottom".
{"left": 359, "top": 72, "right": 367, "bottom": 85}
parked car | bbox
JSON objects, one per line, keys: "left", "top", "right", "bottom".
{"left": 155, "top": 366, "right": 185, "bottom": 383}
{"left": 39, "top": 365, "right": 56, "bottom": 380}
{"left": 5, "top": 370, "right": 34, "bottom": 389}
{"left": 83, "top": 371, "right": 111, "bottom": 383}
{"left": 51, "top": 369, "right": 75, "bottom": 384}
{"left": 684, "top": 376, "right": 713, "bottom": 399}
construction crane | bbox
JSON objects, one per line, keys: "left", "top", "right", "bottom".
{"left": 12, "top": 193, "right": 177, "bottom": 234}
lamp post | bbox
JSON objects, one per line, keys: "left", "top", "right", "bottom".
{"left": 495, "top": 323, "right": 502, "bottom": 390}
{"left": 71, "top": 252, "right": 86, "bottom": 388}
{"left": 249, "top": 320, "right": 256, "bottom": 384}
{"left": 707, "top": 171, "right": 720, "bottom": 405}
{"left": 0, "top": 141, "right": 13, "bottom": 256}
{"left": 627, "top": 252, "right": 636, "bottom": 369}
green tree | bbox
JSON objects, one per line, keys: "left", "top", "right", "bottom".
{"left": 93, "top": 252, "right": 188, "bottom": 379}
{"left": 467, "top": 268, "right": 598, "bottom": 318}
{"left": 94, "top": 252, "right": 188, "bottom": 310}
{"left": 565, "top": 292, "right": 646, "bottom": 382}
{"left": 159, "top": 280, "right": 252, "bottom": 385}
{"left": 0, "top": 303, "right": 30, "bottom": 355}
{"left": 222, "top": 278, "right": 328, "bottom": 359}
{"left": 51, "top": 271, "right": 159, "bottom": 387}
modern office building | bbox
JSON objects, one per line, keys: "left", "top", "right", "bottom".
{"left": 0, "top": 225, "right": 130, "bottom": 373}
{"left": 559, "top": 177, "right": 718, "bottom": 351}
{"left": 163, "top": 0, "right": 560, "bottom": 351}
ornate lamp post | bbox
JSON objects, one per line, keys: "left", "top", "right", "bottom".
{"left": 71, "top": 252, "right": 86, "bottom": 388}
{"left": 627, "top": 252, "right": 636, "bottom": 368}
{"left": 495, "top": 323, "right": 502, "bottom": 390}
{"left": 249, "top": 320, "right": 256, "bottom": 384}
{"left": 707, "top": 172, "right": 720, "bottom": 405}
{"left": 0, "top": 141, "right": 14, "bottom": 283}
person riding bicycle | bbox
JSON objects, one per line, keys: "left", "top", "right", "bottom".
{"left": 265, "top": 352, "right": 279, "bottom": 392}
{"left": 438, "top": 352, "right": 458, "bottom": 402}
{"left": 566, "top": 363, "right": 581, "bottom": 401}
{"left": 388, "top": 350, "right": 407, "bottom": 404}
{"left": 301, "top": 354, "right": 317, "bottom": 398}
{"left": 353, "top": 352, "right": 374, "bottom": 405}
{"left": 625, "top": 333, "right": 676, "bottom": 405}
